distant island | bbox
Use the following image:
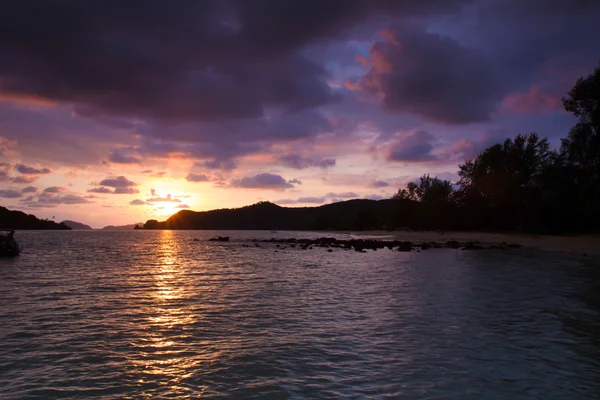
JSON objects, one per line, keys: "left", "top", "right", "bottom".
{"left": 102, "top": 223, "right": 144, "bottom": 230}
{"left": 0, "top": 206, "right": 70, "bottom": 230}
{"left": 61, "top": 220, "right": 93, "bottom": 230}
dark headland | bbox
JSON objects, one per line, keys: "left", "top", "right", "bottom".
{"left": 61, "top": 220, "right": 93, "bottom": 230}
{"left": 0, "top": 206, "right": 70, "bottom": 230}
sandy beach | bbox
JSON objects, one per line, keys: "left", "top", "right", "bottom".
{"left": 352, "top": 231, "right": 600, "bottom": 256}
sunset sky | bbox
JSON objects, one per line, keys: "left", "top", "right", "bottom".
{"left": 1, "top": 0, "right": 598, "bottom": 228}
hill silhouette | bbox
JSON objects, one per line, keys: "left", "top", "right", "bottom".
{"left": 61, "top": 220, "right": 92, "bottom": 230}
{"left": 142, "top": 200, "right": 397, "bottom": 231}
{"left": 1, "top": 207, "right": 71, "bottom": 230}
{"left": 102, "top": 223, "right": 144, "bottom": 230}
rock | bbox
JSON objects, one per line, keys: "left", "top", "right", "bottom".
{"left": 462, "top": 242, "right": 484, "bottom": 250}
{"left": 209, "top": 236, "right": 230, "bottom": 242}
{"left": 446, "top": 240, "right": 460, "bottom": 249}
{"left": 397, "top": 241, "right": 413, "bottom": 252}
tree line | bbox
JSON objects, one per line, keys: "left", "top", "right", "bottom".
{"left": 392, "top": 64, "right": 600, "bottom": 233}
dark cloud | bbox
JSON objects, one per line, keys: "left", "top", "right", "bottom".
{"left": 107, "top": 148, "right": 141, "bottom": 164}
{"left": 0, "top": 1, "right": 471, "bottom": 125}
{"left": 21, "top": 186, "right": 38, "bottom": 193}
{"left": 15, "top": 164, "right": 51, "bottom": 174}
{"left": 98, "top": 176, "right": 138, "bottom": 188}
{"left": 348, "top": 24, "right": 504, "bottom": 124}
{"left": 0, "top": 189, "right": 22, "bottom": 198}
{"left": 387, "top": 130, "right": 437, "bottom": 162}
{"left": 288, "top": 179, "right": 303, "bottom": 185}
{"left": 231, "top": 173, "right": 295, "bottom": 190}
{"left": 278, "top": 154, "right": 336, "bottom": 169}
{"left": 129, "top": 199, "right": 146, "bottom": 205}
{"left": 186, "top": 173, "right": 210, "bottom": 183}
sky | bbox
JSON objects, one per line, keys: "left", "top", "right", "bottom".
{"left": 0, "top": 0, "right": 599, "bottom": 228}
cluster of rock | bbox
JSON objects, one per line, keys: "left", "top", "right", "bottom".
{"left": 211, "top": 236, "right": 522, "bottom": 252}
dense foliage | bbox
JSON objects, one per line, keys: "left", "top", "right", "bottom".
{"left": 391, "top": 64, "right": 600, "bottom": 233}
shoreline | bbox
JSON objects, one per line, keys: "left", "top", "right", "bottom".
{"left": 346, "top": 230, "right": 600, "bottom": 256}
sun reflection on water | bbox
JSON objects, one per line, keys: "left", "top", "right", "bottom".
{"left": 126, "top": 230, "right": 214, "bottom": 397}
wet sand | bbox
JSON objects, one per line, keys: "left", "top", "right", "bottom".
{"left": 351, "top": 231, "right": 600, "bottom": 256}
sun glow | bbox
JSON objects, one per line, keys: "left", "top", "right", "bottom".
{"left": 153, "top": 203, "right": 184, "bottom": 217}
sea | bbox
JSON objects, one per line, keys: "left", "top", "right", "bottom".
{"left": 1, "top": 230, "right": 599, "bottom": 399}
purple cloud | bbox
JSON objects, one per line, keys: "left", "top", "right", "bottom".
{"left": 37, "top": 193, "right": 91, "bottom": 205}
{"left": 231, "top": 173, "right": 295, "bottom": 190}
{"left": 175, "top": 204, "right": 190, "bottom": 209}
{"left": 11, "top": 175, "right": 39, "bottom": 184}
{"left": 387, "top": 130, "right": 437, "bottom": 162}
{"left": 21, "top": 186, "right": 38, "bottom": 193}
{"left": 43, "top": 186, "right": 65, "bottom": 193}
{"left": 199, "top": 159, "right": 238, "bottom": 171}
{"left": 98, "top": 176, "right": 138, "bottom": 188}
{"left": 347, "top": 25, "right": 504, "bottom": 124}
{"left": 129, "top": 199, "right": 146, "bottom": 205}
{"left": 87, "top": 177, "right": 140, "bottom": 195}
{"left": 278, "top": 154, "right": 336, "bottom": 169}
{"left": 113, "top": 187, "right": 140, "bottom": 194}
{"left": 15, "top": 164, "right": 51, "bottom": 174}
{"left": 88, "top": 187, "right": 113, "bottom": 194}
{"left": 0, "top": 189, "right": 22, "bottom": 198}
{"left": 107, "top": 148, "right": 141, "bottom": 164}
{"left": 186, "top": 173, "right": 210, "bottom": 183}
{"left": 369, "top": 180, "right": 390, "bottom": 188}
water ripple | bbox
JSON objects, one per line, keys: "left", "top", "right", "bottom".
{"left": 1, "top": 230, "right": 600, "bottom": 399}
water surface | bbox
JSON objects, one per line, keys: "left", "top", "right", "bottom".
{"left": 1, "top": 230, "right": 599, "bottom": 399}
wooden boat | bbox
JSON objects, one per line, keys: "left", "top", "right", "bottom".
{"left": 0, "top": 229, "right": 21, "bottom": 256}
